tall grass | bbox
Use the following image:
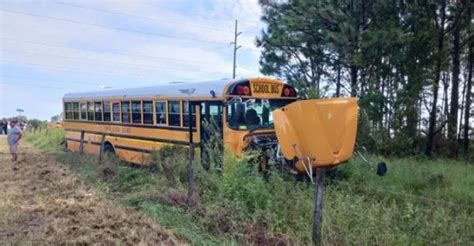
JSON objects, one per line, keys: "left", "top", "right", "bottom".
{"left": 24, "top": 128, "right": 64, "bottom": 152}
{"left": 26, "top": 129, "right": 474, "bottom": 245}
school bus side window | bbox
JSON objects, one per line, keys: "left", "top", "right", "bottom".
{"left": 168, "top": 101, "right": 180, "bottom": 126}
{"left": 103, "top": 102, "right": 111, "bottom": 122}
{"left": 122, "top": 101, "right": 130, "bottom": 123}
{"left": 95, "top": 102, "right": 103, "bottom": 121}
{"left": 87, "top": 102, "right": 94, "bottom": 121}
{"left": 73, "top": 102, "right": 79, "bottom": 120}
{"left": 80, "top": 102, "right": 87, "bottom": 120}
{"left": 112, "top": 102, "right": 121, "bottom": 122}
{"left": 132, "top": 101, "right": 142, "bottom": 124}
{"left": 64, "top": 102, "right": 73, "bottom": 120}
{"left": 143, "top": 101, "right": 153, "bottom": 124}
{"left": 155, "top": 101, "right": 166, "bottom": 125}
{"left": 183, "top": 101, "right": 196, "bottom": 128}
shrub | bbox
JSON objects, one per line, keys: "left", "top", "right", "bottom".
{"left": 150, "top": 145, "right": 189, "bottom": 183}
{"left": 201, "top": 118, "right": 224, "bottom": 171}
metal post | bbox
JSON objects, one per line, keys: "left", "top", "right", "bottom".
{"left": 312, "top": 168, "right": 326, "bottom": 245}
{"left": 79, "top": 130, "right": 85, "bottom": 154}
{"left": 231, "top": 19, "right": 242, "bottom": 79}
{"left": 187, "top": 101, "right": 195, "bottom": 208}
{"left": 98, "top": 134, "right": 106, "bottom": 164}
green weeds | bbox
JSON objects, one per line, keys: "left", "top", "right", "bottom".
{"left": 24, "top": 128, "right": 64, "bottom": 152}
{"left": 26, "top": 129, "right": 474, "bottom": 245}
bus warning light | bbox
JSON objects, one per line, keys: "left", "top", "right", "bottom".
{"left": 237, "top": 85, "right": 250, "bottom": 95}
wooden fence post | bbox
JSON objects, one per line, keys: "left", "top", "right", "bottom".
{"left": 187, "top": 101, "right": 195, "bottom": 208}
{"left": 79, "top": 130, "right": 85, "bottom": 154}
{"left": 98, "top": 134, "right": 106, "bottom": 164}
{"left": 312, "top": 168, "right": 326, "bottom": 245}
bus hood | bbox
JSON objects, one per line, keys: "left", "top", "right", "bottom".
{"left": 273, "top": 98, "right": 358, "bottom": 172}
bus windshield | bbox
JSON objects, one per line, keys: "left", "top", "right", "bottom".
{"left": 227, "top": 98, "right": 295, "bottom": 130}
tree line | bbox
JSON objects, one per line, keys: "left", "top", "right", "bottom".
{"left": 257, "top": 0, "right": 472, "bottom": 158}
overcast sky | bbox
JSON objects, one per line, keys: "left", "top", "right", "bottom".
{"left": 0, "top": 0, "right": 266, "bottom": 120}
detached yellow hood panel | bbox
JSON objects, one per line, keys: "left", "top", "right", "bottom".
{"left": 273, "top": 98, "right": 358, "bottom": 172}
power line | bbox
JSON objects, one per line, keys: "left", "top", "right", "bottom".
{"left": 0, "top": 8, "right": 230, "bottom": 46}
{"left": 2, "top": 76, "right": 105, "bottom": 87}
{"left": 55, "top": 1, "right": 232, "bottom": 32}
{"left": 2, "top": 76, "right": 178, "bottom": 89}
{"left": 3, "top": 49, "right": 260, "bottom": 80}
{"left": 1, "top": 60, "right": 159, "bottom": 79}
{"left": 1, "top": 81, "right": 70, "bottom": 90}
{"left": 4, "top": 48, "right": 209, "bottom": 73}
{"left": 2, "top": 37, "right": 226, "bottom": 66}
{"left": 0, "top": 8, "right": 260, "bottom": 52}
{"left": 2, "top": 39, "right": 260, "bottom": 75}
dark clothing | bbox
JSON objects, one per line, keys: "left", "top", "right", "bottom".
{"left": 0, "top": 123, "right": 7, "bottom": 135}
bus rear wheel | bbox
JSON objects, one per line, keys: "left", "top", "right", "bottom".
{"left": 103, "top": 143, "right": 115, "bottom": 156}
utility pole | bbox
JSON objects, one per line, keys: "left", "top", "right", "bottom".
{"left": 230, "top": 19, "right": 242, "bottom": 79}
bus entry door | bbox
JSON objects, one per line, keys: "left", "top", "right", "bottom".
{"left": 200, "top": 101, "right": 224, "bottom": 169}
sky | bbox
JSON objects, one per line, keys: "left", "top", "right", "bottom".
{"left": 0, "top": 0, "right": 266, "bottom": 120}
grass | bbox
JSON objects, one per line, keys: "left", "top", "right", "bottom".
{"left": 26, "top": 128, "right": 474, "bottom": 245}
{"left": 24, "top": 128, "right": 64, "bottom": 152}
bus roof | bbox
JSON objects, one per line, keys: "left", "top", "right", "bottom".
{"left": 63, "top": 79, "right": 246, "bottom": 101}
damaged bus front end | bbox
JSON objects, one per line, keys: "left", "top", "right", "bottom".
{"left": 273, "top": 98, "right": 358, "bottom": 175}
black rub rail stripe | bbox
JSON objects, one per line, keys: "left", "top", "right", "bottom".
{"left": 114, "top": 145, "right": 152, "bottom": 153}
{"left": 63, "top": 120, "right": 196, "bottom": 132}
{"left": 64, "top": 129, "right": 192, "bottom": 145}
{"left": 65, "top": 138, "right": 161, "bottom": 154}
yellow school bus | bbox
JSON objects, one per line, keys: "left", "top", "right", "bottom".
{"left": 62, "top": 78, "right": 298, "bottom": 165}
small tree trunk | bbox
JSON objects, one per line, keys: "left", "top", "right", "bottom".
{"left": 463, "top": 41, "right": 473, "bottom": 155}
{"left": 458, "top": 81, "right": 466, "bottom": 140}
{"left": 448, "top": 23, "right": 461, "bottom": 157}
{"left": 442, "top": 72, "right": 449, "bottom": 138}
{"left": 336, "top": 65, "right": 341, "bottom": 97}
{"left": 350, "top": 65, "right": 358, "bottom": 97}
{"left": 425, "top": 0, "right": 447, "bottom": 156}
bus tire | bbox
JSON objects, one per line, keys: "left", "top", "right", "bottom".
{"left": 62, "top": 139, "right": 68, "bottom": 152}
{"left": 103, "top": 143, "right": 115, "bottom": 155}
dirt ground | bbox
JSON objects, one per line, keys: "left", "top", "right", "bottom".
{"left": 0, "top": 136, "right": 183, "bottom": 245}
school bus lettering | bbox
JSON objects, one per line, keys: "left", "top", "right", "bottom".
{"left": 253, "top": 84, "right": 269, "bottom": 93}
{"left": 252, "top": 84, "right": 281, "bottom": 94}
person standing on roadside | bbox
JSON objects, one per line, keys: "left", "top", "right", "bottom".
{"left": 2, "top": 119, "right": 7, "bottom": 135}
{"left": 7, "top": 119, "right": 23, "bottom": 165}
{"left": 0, "top": 119, "right": 4, "bottom": 134}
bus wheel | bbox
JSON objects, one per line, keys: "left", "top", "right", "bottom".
{"left": 62, "top": 139, "right": 68, "bottom": 152}
{"left": 103, "top": 143, "right": 115, "bottom": 156}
